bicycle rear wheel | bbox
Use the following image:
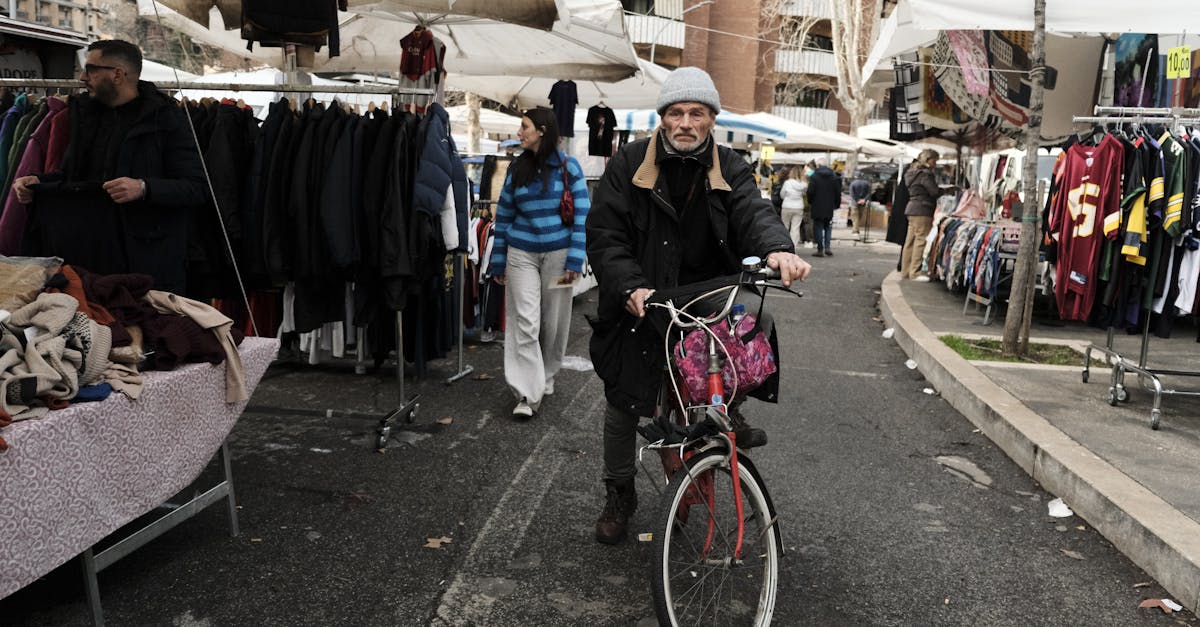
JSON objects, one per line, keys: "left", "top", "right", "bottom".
{"left": 651, "top": 448, "right": 780, "bottom": 626}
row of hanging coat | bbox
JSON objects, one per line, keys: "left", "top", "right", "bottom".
{"left": 1042, "top": 121, "right": 1200, "bottom": 339}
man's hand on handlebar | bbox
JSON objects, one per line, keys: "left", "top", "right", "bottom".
{"left": 625, "top": 287, "right": 656, "bottom": 317}
{"left": 766, "top": 251, "right": 811, "bottom": 287}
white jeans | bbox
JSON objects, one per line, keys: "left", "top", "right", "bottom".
{"left": 781, "top": 206, "right": 804, "bottom": 248}
{"left": 504, "top": 247, "right": 573, "bottom": 406}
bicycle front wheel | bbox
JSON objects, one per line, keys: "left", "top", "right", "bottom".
{"left": 651, "top": 449, "right": 780, "bottom": 626}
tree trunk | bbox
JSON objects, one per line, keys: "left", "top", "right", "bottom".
{"left": 1001, "top": 0, "right": 1047, "bottom": 355}
{"left": 466, "top": 92, "right": 481, "bottom": 155}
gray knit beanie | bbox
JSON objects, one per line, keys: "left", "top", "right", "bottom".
{"left": 656, "top": 67, "right": 720, "bottom": 115}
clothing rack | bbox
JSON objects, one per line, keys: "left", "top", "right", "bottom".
{"left": 445, "top": 252, "right": 475, "bottom": 385}
{"left": 0, "top": 76, "right": 439, "bottom": 450}
{"left": 1073, "top": 108, "right": 1200, "bottom": 429}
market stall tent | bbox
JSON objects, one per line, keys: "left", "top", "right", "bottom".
{"left": 135, "top": 0, "right": 639, "bottom": 80}
{"left": 861, "top": 0, "right": 1189, "bottom": 138}
{"left": 448, "top": 58, "right": 672, "bottom": 110}
{"left": 445, "top": 105, "right": 525, "bottom": 137}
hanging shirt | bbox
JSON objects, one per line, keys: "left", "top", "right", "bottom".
{"left": 548, "top": 80, "right": 577, "bottom": 138}
{"left": 586, "top": 104, "right": 617, "bottom": 157}
{"left": 1048, "top": 135, "right": 1124, "bottom": 321}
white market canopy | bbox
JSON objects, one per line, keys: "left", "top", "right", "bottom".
{"left": 445, "top": 105, "right": 524, "bottom": 137}
{"left": 141, "top": 59, "right": 199, "bottom": 82}
{"left": 592, "top": 108, "right": 787, "bottom": 144}
{"left": 741, "top": 112, "right": 907, "bottom": 158}
{"left": 448, "top": 58, "right": 671, "bottom": 110}
{"left": 136, "top": 0, "right": 639, "bottom": 80}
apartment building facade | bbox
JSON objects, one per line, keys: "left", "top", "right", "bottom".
{"left": 0, "top": 0, "right": 101, "bottom": 79}
{"left": 623, "top": 0, "right": 882, "bottom": 132}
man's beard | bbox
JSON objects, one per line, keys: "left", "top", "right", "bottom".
{"left": 666, "top": 131, "right": 705, "bottom": 153}
{"left": 91, "top": 80, "right": 118, "bottom": 106}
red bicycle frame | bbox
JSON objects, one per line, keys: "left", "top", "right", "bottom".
{"left": 657, "top": 334, "right": 748, "bottom": 560}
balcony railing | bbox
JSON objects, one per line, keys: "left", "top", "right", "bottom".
{"left": 773, "top": 105, "right": 839, "bottom": 131}
{"left": 625, "top": 13, "right": 684, "bottom": 49}
{"left": 775, "top": 48, "right": 837, "bottom": 77}
{"left": 780, "top": 0, "right": 833, "bottom": 20}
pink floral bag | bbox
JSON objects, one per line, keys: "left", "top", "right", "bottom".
{"left": 672, "top": 313, "right": 777, "bottom": 404}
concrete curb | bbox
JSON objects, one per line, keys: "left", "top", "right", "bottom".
{"left": 879, "top": 271, "right": 1200, "bottom": 613}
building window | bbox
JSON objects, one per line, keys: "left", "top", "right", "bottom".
{"left": 621, "top": 0, "right": 653, "bottom": 14}
{"left": 804, "top": 34, "right": 833, "bottom": 51}
{"left": 776, "top": 84, "right": 832, "bottom": 108}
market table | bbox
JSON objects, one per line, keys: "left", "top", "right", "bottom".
{"left": 0, "top": 336, "right": 279, "bottom": 606}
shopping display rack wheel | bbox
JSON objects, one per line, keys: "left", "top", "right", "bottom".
{"left": 1106, "top": 388, "right": 1119, "bottom": 406}
{"left": 1151, "top": 409, "right": 1161, "bottom": 430}
{"left": 1115, "top": 386, "right": 1129, "bottom": 402}
{"left": 1081, "top": 369, "right": 1089, "bottom": 383}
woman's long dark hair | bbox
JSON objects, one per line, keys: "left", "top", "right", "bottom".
{"left": 510, "top": 107, "right": 561, "bottom": 190}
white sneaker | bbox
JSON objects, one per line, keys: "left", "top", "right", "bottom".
{"left": 545, "top": 379, "right": 555, "bottom": 396}
{"left": 804, "top": 242, "right": 815, "bottom": 248}
{"left": 513, "top": 399, "right": 534, "bottom": 418}
{"left": 913, "top": 275, "right": 931, "bottom": 283}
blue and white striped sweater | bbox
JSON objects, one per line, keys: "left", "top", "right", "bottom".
{"left": 490, "top": 153, "right": 590, "bottom": 276}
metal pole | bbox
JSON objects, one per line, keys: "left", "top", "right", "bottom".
{"left": 446, "top": 252, "right": 475, "bottom": 384}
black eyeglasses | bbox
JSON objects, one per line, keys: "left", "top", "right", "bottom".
{"left": 82, "top": 63, "right": 120, "bottom": 75}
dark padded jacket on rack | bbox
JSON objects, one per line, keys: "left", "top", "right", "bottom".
{"left": 585, "top": 130, "right": 794, "bottom": 416}
{"left": 36, "top": 81, "right": 205, "bottom": 294}
{"left": 412, "top": 103, "right": 468, "bottom": 252}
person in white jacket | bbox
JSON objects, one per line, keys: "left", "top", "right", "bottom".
{"left": 779, "top": 166, "right": 808, "bottom": 249}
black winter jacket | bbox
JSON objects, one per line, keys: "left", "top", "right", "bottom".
{"left": 804, "top": 166, "right": 841, "bottom": 220}
{"left": 585, "top": 130, "right": 794, "bottom": 415}
{"left": 44, "top": 81, "right": 205, "bottom": 293}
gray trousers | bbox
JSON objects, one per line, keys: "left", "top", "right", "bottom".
{"left": 504, "top": 247, "right": 573, "bottom": 406}
{"left": 604, "top": 402, "right": 640, "bottom": 482}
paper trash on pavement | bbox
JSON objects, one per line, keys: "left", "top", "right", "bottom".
{"left": 882, "top": 328, "right": 895, "bottom": 339}
{"left": 1047, "top": 497, "right": 1074, "bottom": 518}
{"left": 905, "top": 359, "right": 917, "bottom": 369}
{"left": 1138, "top": 598, "right": 1183, "bottom": 613}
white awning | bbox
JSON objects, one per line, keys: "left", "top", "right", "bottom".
{"left": 448, "top": 58, "right": 670, "bottom": 110}
{"left": 136, "top": 0, "right": 639, "bottom": 80}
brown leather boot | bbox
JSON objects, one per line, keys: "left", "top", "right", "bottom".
{"left": 595, "top": 479, "right": 637, "bottom": 544}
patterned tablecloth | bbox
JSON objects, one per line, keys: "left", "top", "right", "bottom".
{"left": 0, "top": 336, "right": 279, "bottom": 598}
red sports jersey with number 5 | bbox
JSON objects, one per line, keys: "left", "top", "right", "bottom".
{"left": 1048, "top": 135, "right": 1124, "bottom": 321}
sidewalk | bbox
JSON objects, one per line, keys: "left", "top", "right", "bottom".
{"left": 879, "top": 268, "right": 1200, "bottom": 614}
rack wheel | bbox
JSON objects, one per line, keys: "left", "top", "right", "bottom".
{"left": 1116, "top": 387, "right": 1129, "bottom": 402}
{"left": 376, "top": 426, "right": 391, "bottom": 450}
{"left": 408, "top": 404, "right": 420, "bottom": 423}
{"left": 1106, "top": 388, "right": 1118, "bottom": 406}
{"left": 1150, "top": 410, "right": 1161, "bottom": 430}
{"left": 1081, "top": 370, "right": 1089, "bottom": 383}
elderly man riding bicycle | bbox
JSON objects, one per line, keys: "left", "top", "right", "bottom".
{"left": 585, "top": 66, "right": 811, "bottom": 545}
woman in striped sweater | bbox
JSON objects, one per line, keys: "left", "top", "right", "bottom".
{"left": 489, "top": 108, "right": 590, "bottom": 419}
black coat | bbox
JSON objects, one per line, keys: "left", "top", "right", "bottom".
{"left": 804, "top": 166, "right": 841, "bottom": 220}
{"left": 46, "top": 82, "right": 205, "bottom": 293}
{"left": 586, "top": 130, "right": 794, "bottom": 416}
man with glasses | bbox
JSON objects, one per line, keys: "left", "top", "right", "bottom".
{"left": 585, "top": 67, "right": 811, "bottom": 545}
{"left": 11, "top": 39, "right": 205, "bottom": 294}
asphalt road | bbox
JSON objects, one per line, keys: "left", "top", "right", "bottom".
{"left": 3, "top": 234, "right": 1195, "bottom": 626}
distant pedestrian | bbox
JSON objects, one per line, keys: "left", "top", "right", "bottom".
{"left": 805, "top": 157, "right": 841, "bottom": 257}
{"left": 849, "top": 176, "right": 872, "bottom": 240}
{"left": 780, "top": 165, "right": 807, "bottom": 249}
{"left": 900, "top": 149, "right": 940, "bottom": 281}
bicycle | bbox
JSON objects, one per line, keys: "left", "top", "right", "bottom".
{"left": 637, "top": 257, "right": 800, "bottom": 626}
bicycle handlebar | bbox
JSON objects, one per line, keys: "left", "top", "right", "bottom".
{"left": 645, "top": 259, "right": 794, "bottom": 330}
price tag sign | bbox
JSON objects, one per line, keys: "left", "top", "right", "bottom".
{"left": 760, "top": 145, "right": 775, "bottom": 161}
{"left": 1167, "top": 45, "right": 1192, "bottom": 79}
